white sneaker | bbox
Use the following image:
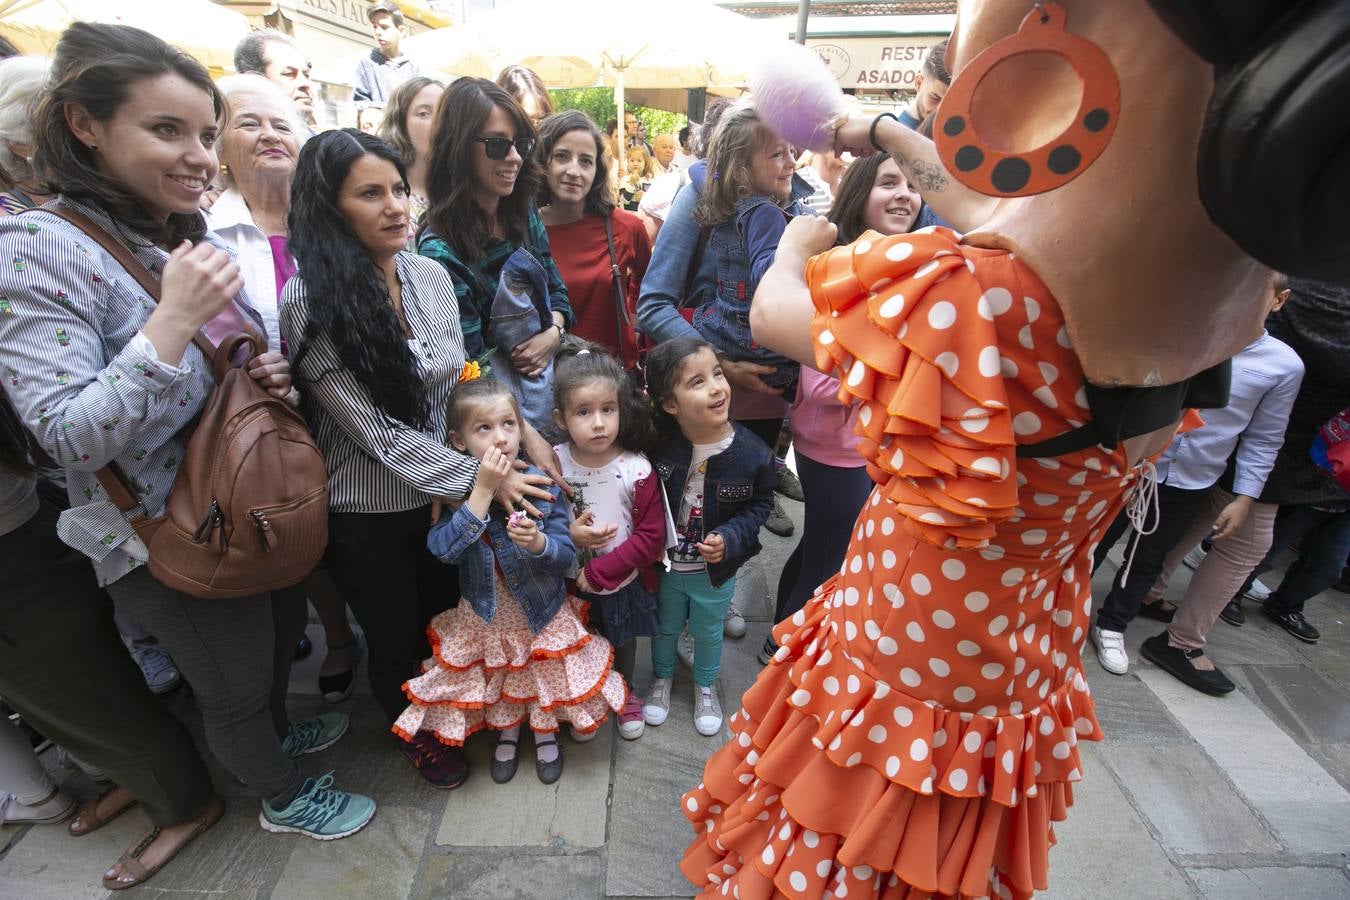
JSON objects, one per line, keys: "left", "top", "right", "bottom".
{"left": 132, "top": 644, "right": 182, "bottom": 695}
{"left": 723, "top": 601, "right": 746, "bottom": 639}
{"left": 643, "top": 677, "right": 672, "bottom": 726}
{"left": 1182, "top": 546, "right": 1207, "bottom": 570}
{"left": 1091, "top": 626, "right": 1129, "bottom": 675}
{"left": 1247, "top": 577, "right": 1272, "bottom": 601}
{"left": 676, "top": 631, "right": 695, "bottom": 669}
{"left": 693, "top": 684, "right": 723, "bottom": 736}
{"left": 570, "top": 724, "right": 598, "bottom": 743}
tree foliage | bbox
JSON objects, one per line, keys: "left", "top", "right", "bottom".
{"left": 550, "top": 87, "right": 687, "bottom": 139}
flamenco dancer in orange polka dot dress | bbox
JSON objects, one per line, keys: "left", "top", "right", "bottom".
{"left": 676, "top": 1, "right": 1350, "bottom": 896}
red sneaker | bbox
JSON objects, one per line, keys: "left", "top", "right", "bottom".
{"left": 618, "top": 692, "right": 645, "bottom": 740}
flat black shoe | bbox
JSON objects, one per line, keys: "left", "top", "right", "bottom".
{"left": 1139, "top": 632, "right": 1235, "bottom": 696}
{"left": 318, "top": 636, "right": 363, "bottom": 703}
{"left": 1137, "top": 600, "right": 1177, "bottom": 624}
{"left": 293, "top": 635, "right": 313, "bottom": 662}
{"left": 1218, "top": 598, "right": 1245, "bottom": 627}
{"left": 490, "top": 737, "right": 519, "bottom": 784}
{"left": 535, "top": 735, "right": 564, "bottom": 784}
{"left": 1261, "top": 604, "right": 1320, "bottom": 643}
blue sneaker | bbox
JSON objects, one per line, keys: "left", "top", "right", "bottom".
{"left": 282, "top": 712, "right": 349, "bottom": 758}
{"left": 259, "top": 773, "right": 375, "bottom": 840}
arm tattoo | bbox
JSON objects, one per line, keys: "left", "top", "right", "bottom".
{"left": 904, "top": 159, "right": 950, "bottom": 194}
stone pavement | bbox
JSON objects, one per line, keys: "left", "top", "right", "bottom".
{"left": 3, "top": 493, "right": 1349, "bottom": 899}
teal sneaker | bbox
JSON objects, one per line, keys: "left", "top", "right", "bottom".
{"left": 282, "top": 712, "right": 349, "bottom": 758}
{"left": 259, "top": 773, "right": 375, "bottom": 840}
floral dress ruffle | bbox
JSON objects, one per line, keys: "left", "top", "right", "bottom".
{"left": 679, "top": 228, "right": 1144, "bottom": 899}
{"left": 393, "top": 579, "right": 628, "bottom": 744}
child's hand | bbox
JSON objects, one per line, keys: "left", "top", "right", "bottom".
{"left": 576, "top": 568, "right": 595, "bottom": 594}
{"left": 696, "top": 532, "right": 726, "bottom": 564}
{"left": 570, "top": 509, "right": 619, "bottom": 549}
{"left": 507, "top": 513, "right": 546, "bottom": 554}
{"left": 476, "top": 446, "right": 513, "bottom": 493}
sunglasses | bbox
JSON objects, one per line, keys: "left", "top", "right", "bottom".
{"left": 475, "top": 136, "right": 534, "bottom": 161}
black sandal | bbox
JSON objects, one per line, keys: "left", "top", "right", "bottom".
{"left": 318, "top": 635, "right": 363, "bottom": 703}
{"left": 535, "top": 734, "right": 564, "bottom": 785}
{"left": 490, "top": 736, "right": 519, "bottom": 784}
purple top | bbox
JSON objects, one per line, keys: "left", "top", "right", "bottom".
{"left": 269, "top": 234, "right": 296, "bottom": 298}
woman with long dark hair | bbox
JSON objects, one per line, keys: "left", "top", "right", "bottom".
{"left": 0, "top": 22, "right": 376, "bottom": 884}
{"left": 536, "top": 110, "right": 650, "bottom": 370}
{"left": 282, "top": 128, "right": 557, "bottom": 787}
{"left": 418, "top": 77, "right": 573, "bottom": 440}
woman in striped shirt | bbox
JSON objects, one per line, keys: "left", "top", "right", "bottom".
{"left": 281, "top": 129, "right": 557, "bottom": 788}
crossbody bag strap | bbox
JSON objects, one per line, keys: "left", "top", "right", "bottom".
{"left": 601, "top": 213, "right": 632, "bottom": 357}
{"left": 21, "top": 206, "right": 218, "bottom": 517}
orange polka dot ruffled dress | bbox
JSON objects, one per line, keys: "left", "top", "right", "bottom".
{"left": 680, "top": 228, "right": 1143, "bottom": 899}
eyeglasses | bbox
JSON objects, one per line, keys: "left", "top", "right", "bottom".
{"left": 474, "top": 136, "right": 534, "bottom": 161}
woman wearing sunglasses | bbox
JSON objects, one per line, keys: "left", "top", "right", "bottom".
{"left": 418, "top": 77, "right": 573, "bottom": 441}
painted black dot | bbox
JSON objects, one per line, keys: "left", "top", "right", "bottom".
{"left": 1047, "top": 145, "right": 1081, "bottom": 175}
{"left": 1083, "top": 108, "right": 1110, "bottom": 132}
{"left": 942, "top": 115, "right": 966, "bottom": 137}
{"left": 990, "top": 157, "right": 1032, "bottom": 193}
{"left": 954, "top": 145, "right": 984, "bottom": 172}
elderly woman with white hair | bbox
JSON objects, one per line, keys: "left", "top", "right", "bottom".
{"left": 207, "top": 73, "right": 363, "bottom": 701}
{"left": 0, "top": 55, "right": 52, "bottom": 213}
{"left": 206, "top": 73, "right": 304, "bottom": 352}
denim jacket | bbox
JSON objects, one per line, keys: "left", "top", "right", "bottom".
{"left": 636, "top": 159, "right": 816, "bottom": 352}
{"left": 693, "top": 194, "right": 809, "bottom": 391}
{"left": 426, "top": 469, "right": 575, "bottom": 634}
{"left": 652, "top": 422, "right": 776, "bottom": 587}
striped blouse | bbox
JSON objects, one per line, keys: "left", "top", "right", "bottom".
{"left": 0, "top": 198, "right": 260, "bottom": 585}
{"left": 279, "top": 251, "right": 478, "bottom": 514}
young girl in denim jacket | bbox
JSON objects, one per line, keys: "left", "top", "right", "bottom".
{"left": 642, "top": 338, "right": 775, "bottom": 736}
{"left": 393, "top": 378, "right": 626, "bottom": 786}
{"left": 691, "top": 103, "right": 812, "bottom": 394}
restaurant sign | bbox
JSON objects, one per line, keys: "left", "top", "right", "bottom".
{"left": 807, "top": 36, "right": 943, "bottom": 90}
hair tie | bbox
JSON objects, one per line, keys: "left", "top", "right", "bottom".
{"left": 712, "top": 170, "right": 721, "bottom": 181}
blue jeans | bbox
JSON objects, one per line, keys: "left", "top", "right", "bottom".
{"left": 1235, "top": 505, "right": 1350, "bottom": 615}
{"left": 652, "top": 569, "right": 735, "bottom": 686}
{"left": 774, "top": 456, "right": 874, "bottom": 624}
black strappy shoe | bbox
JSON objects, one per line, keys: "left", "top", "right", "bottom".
{"left": 535, "top": 734, "right": 564, "bottom": 784}
{"left": 490, "top": 735, "right": 519, "bottom": 784}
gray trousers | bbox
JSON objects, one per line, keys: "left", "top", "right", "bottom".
{"left": 0, "top": 718, "right": 55, "bottom": 806}
{"left": 106, "top": 569, "right": 308, "bottom": 808}
{"left": 0, "top": 497, "right": 214, "bottom": 824}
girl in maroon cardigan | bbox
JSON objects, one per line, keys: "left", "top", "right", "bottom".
{"left": 551, "top": 346, "right": 667, "bottom": 740}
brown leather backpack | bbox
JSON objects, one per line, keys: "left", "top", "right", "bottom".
{"left": 38, "top": 207, "right": 329, "bottom": 598}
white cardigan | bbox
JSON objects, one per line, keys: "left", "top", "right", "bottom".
{"left": 205, "top": 188, "right": 285, "bottom": 354}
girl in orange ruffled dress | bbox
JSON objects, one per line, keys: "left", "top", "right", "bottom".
{"left": 393, "top": 378, "right": 627, "bottom": 785}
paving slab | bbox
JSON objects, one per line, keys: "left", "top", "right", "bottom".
{"left": 1231, "top": 664, "right": 1350, "bottom": 745}
{"left": 1306, "top": 742, "right": 1350, "bottom": 793}
{"left": 1188, "top": 865, "right": 1350, "bottom": 899}
{"left": 1138, "top": 666, "right": 1350, "bottom": 854}
{"left": 1041, "top": 746, "right": 1195, "bottom": 899}
{"left": 718, "top": 618, "right": 772, "bottom": 720}
{"left": 271, "top": 804, "right": 431, "bottom": 900}
{"left": 435, "top": 727, "right": 612, "bottom": 848}
{"left": 413, "top": 850, "right": 604, "bottom": 899}
{"left": 1098, "top": 744, "right": 1277, "bottom": 855}
{"left": 605, "top": 706, "right": 710, "bottom": 897}
{"left": 1081, "top": 668, "right": 1191, "bottom": 745}
{"left": 1200, "top": 615, "right": 1307, "bottom": 667}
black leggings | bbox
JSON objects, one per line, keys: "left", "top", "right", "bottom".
{"left": 325, "top": 506, "right": 459, "bottom": 724}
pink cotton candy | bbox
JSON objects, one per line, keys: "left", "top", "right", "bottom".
{"left": 751, "top": 41, "right": 850, "bottom": 152}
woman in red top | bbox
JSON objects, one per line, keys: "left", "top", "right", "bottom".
{"left": 537, "top": 111, "right": 651, "bottom": 370}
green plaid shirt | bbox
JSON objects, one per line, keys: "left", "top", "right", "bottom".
{"left": 417, "top": 207, "right": 572, "bottom": 360}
